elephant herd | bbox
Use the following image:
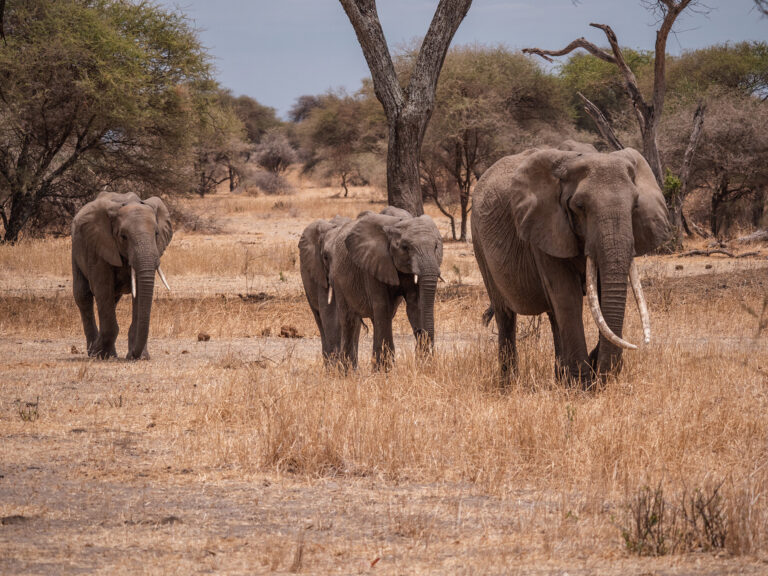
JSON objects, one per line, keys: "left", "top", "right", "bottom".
{"left": 72, "top": 143, "right": 670, "bottom": 387}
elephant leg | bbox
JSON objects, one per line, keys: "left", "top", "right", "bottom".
{"left": 73, "top": 264, "right": 98, "bottom": 352}
{"left": 548, "top": 312, "right": 567, "bottom": 380}
{"left": 127, "top": 297, "right": 150, "bottom": 360}
{"left": 372, "top": 303, "right": 395, "bottom": 371}
{"left": 495, "top": 305, "right": 517, "bottom": 385}
{"left": 91, "top": 292, "right": 119, "bottom": 359}
{"left": 338, "top": 300, "right": 360, "bottom": 372}
{"left": 535, "top": 253, "right": 591, "bottom": 387}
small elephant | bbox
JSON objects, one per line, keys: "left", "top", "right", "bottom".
{"left": 299, "top": 216, "right": 351, "bottom": 364}
{"left": 328, "top": 209, "right": 443, "bottom": 369}
{"left": 71, "top": 192, "right": 173, "bottom": 360}
{"left": 472, "top": 146, "right": 669, "bottom": 386}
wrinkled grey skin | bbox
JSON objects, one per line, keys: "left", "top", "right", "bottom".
{"left": 472, "top": 146, "right": 669, "bottom": 386}
{"left": 328, "top": 210, "right": 444, "bottom": 369}
{"left": 72, "top": 192, "right": 173, "bottom": 360}
{"left": 299, "top": 216, "right": 351, "bottom": 364}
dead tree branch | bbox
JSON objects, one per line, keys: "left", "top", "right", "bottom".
{"left": 678, "top": 249, "right": 760, "bottom": 258}
{"left": 577, "top": 92, "right": 623, "bottom": 151}
{"left": 523, "top": 1, "right": 698, "bottom": 190}
{"left": 522, "top": 37, "right": 615, "bottom": 63}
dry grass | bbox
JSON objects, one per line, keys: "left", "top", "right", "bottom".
{"left": 2, "top": 187, "right": 768, "bottom": 573}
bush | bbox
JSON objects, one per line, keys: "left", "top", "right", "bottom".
{"left": 249, "top": 171, "right": 294, "bottom": 196}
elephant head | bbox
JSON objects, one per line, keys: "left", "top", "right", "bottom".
{"left": 508, "top": 147, "right": 669, "bottom": 372}
{"left": 345, "top": 212, "right": 443, "bottom": 346}
{"left": 76, "top": 191, "right": 172, "bottom": 359}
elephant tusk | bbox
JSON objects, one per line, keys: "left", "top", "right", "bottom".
{"left": 629, "top": 260, "right": 651, "bottom": 345}
{"left": 327, "top": 284, "right": 333, "bottom": 305}
{"left": 131, "top": 268, "right": 137, "bottom": 299}
{"left": 157, "top": 266, "right": 171, "bottom": 291}
{"left": 414, "top": 274, "right": 419, "bottom": 284}
{"left": 585, "top": 257, "right": 637, "bottom": 350}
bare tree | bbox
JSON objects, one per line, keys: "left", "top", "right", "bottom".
{"left": 756, "top": 0, "right": 768, "bottom": 15}
{"left": 338, "top": 0, "right": 472, "bottom": 215}
{"left": 524, "top": 0, "right": 702, "bottom": 189}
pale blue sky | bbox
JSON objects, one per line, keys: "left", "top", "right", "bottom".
{"left": 160, "top": 1, "right": 767, "bottom": 118}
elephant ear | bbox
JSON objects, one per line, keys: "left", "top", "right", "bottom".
{"left": 300, "top": 220, "right": 334, "bottom": 289}
{"left": 345, "top": 214, "right": 400, "bottom": 285}
{"left": 619, "top": 148, "right": 671, "bottom": 255}
{"left": 508, "top": 149, "right": 580, "bottom": 259}
{"left": 143, "top": 197, "right": 173, "bottom": 256}
{"left": 74, "top": 193, "right": 125, "bottom": 267}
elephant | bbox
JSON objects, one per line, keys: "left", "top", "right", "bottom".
{"left": 471, "top": 146, "right": 669, "bottom": 387}
{"left": 71, "top": 191, "right": 173, "bottom": 360}
{"left": 299, "top": 215, "right": 351, "bottom": 364}
{"left": 327, "top": 209, "right": 444, "bottom": 369}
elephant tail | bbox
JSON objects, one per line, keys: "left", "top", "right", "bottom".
{"left": 482, "top": 305, "right": 495, "bottom": 327}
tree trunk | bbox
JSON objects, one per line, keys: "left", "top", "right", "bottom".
{"left": 387, "top": 114, "right": 426, "bottom": 215}
{"left": 459, "top": 182, "right": 470, "bottom": 242}
{"left": 711, "top": 176, "right": 729, "bottom": 238}
{"left": 3, "top": 188, "right": 35, "bottom": 243}
{"left": 338, "top": 0, "right": 472, "bottom": 216}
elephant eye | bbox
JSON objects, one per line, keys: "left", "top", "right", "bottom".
{"left": 120, "top": 233, "right": 128, "bottom": 241}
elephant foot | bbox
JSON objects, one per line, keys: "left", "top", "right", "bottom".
{"left": 589, "top": 343, "right": 624, "bottom": 378}
{"left": 554, "top": 360, "right": 596, "bottom": 390}
{"left": 126, "top": 348, "right": 150, "bottom": 361}
{"left": 88, "top": 338, "right": 117, "bottom": 360}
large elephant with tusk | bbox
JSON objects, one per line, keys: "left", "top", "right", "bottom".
{"left": 472, "top": 145, "right": 669, "bottom": 387}
{"left": 71, "top": 192, "right": 173, "bottom": 360}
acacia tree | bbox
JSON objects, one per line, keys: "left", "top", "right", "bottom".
{"left": 338, "top": 0, "right": 473, "bottom": 215}
{"left": 421, "top": 46, "right": 569, "bottom": 240}
{"left": 0, "top": 0, "right": 211, "bottom": 242}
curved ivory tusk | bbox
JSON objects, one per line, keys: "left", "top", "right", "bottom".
{"left": 157, "top": 266, "right": 171, "bottom": 291}
{"left": 414, "top": 274, "right": 419, "bottom": 284}
{"left": 327, "top": 284, "right": 333, "bottom": 305}
{"left": 131, "top": 268, "right": 137, "bottom": 299}
{"left": 629, "top": 260, "right": 651, "bottom": 344}
{"left": 585, "top": 257, "right": 637, "bottom": 350}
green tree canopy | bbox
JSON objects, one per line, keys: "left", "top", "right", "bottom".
{"left": 0, "top": 0, "right": 213, "bottom": 242}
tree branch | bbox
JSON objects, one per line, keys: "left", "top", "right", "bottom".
{"left": 589, "top": 23, "right": 651, "bottom": 127}
{"left": 678, "top": 101, "right": 705, "bottom": 198}
{"left": 651, "top": 0, "right": 692, "bottom": 123}
{"left": 577, "top": 92, "right": 623, "bottom": 150}
{"left": 406, "top": 0, "right": 473, "bottom": 114}
{"left": 338, "top": 0, "right": 404, "bottom": 119}
{"left": 523, "top": 37, "right": 616, "bottom": 64}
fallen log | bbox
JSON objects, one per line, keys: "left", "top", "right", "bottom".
{"left": 678, "top": 249, "right": 761, "bottom": 258}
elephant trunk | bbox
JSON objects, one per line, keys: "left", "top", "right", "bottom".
{"left": 592, "top": 231, "right": 634, "bottom": 373}
{"left": 418, "top": 274, "right": 439, "bottom": 351}
{"left": 130, "top": 249, "right": 157, "bottom": 360}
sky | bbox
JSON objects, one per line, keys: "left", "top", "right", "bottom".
{"left": 159, "top": 1, "right": 767, "bottom": 119}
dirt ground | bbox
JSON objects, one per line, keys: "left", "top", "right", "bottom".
{"left": 2, "top": 183, "right": 768, "bottom": 574}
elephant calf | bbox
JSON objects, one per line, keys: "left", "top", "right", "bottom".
{"left": 472, "top": 145, "right": 669, "bottom": 387}
{"left": 302, "top": 208, "right": 443, "bottom": 370}
{"left": 71, "top": 192, "right": 173, "bottom": 360}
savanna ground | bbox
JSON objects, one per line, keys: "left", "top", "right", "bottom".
{"left": 1, "top": 178, "right": 768, "bottom": 575}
